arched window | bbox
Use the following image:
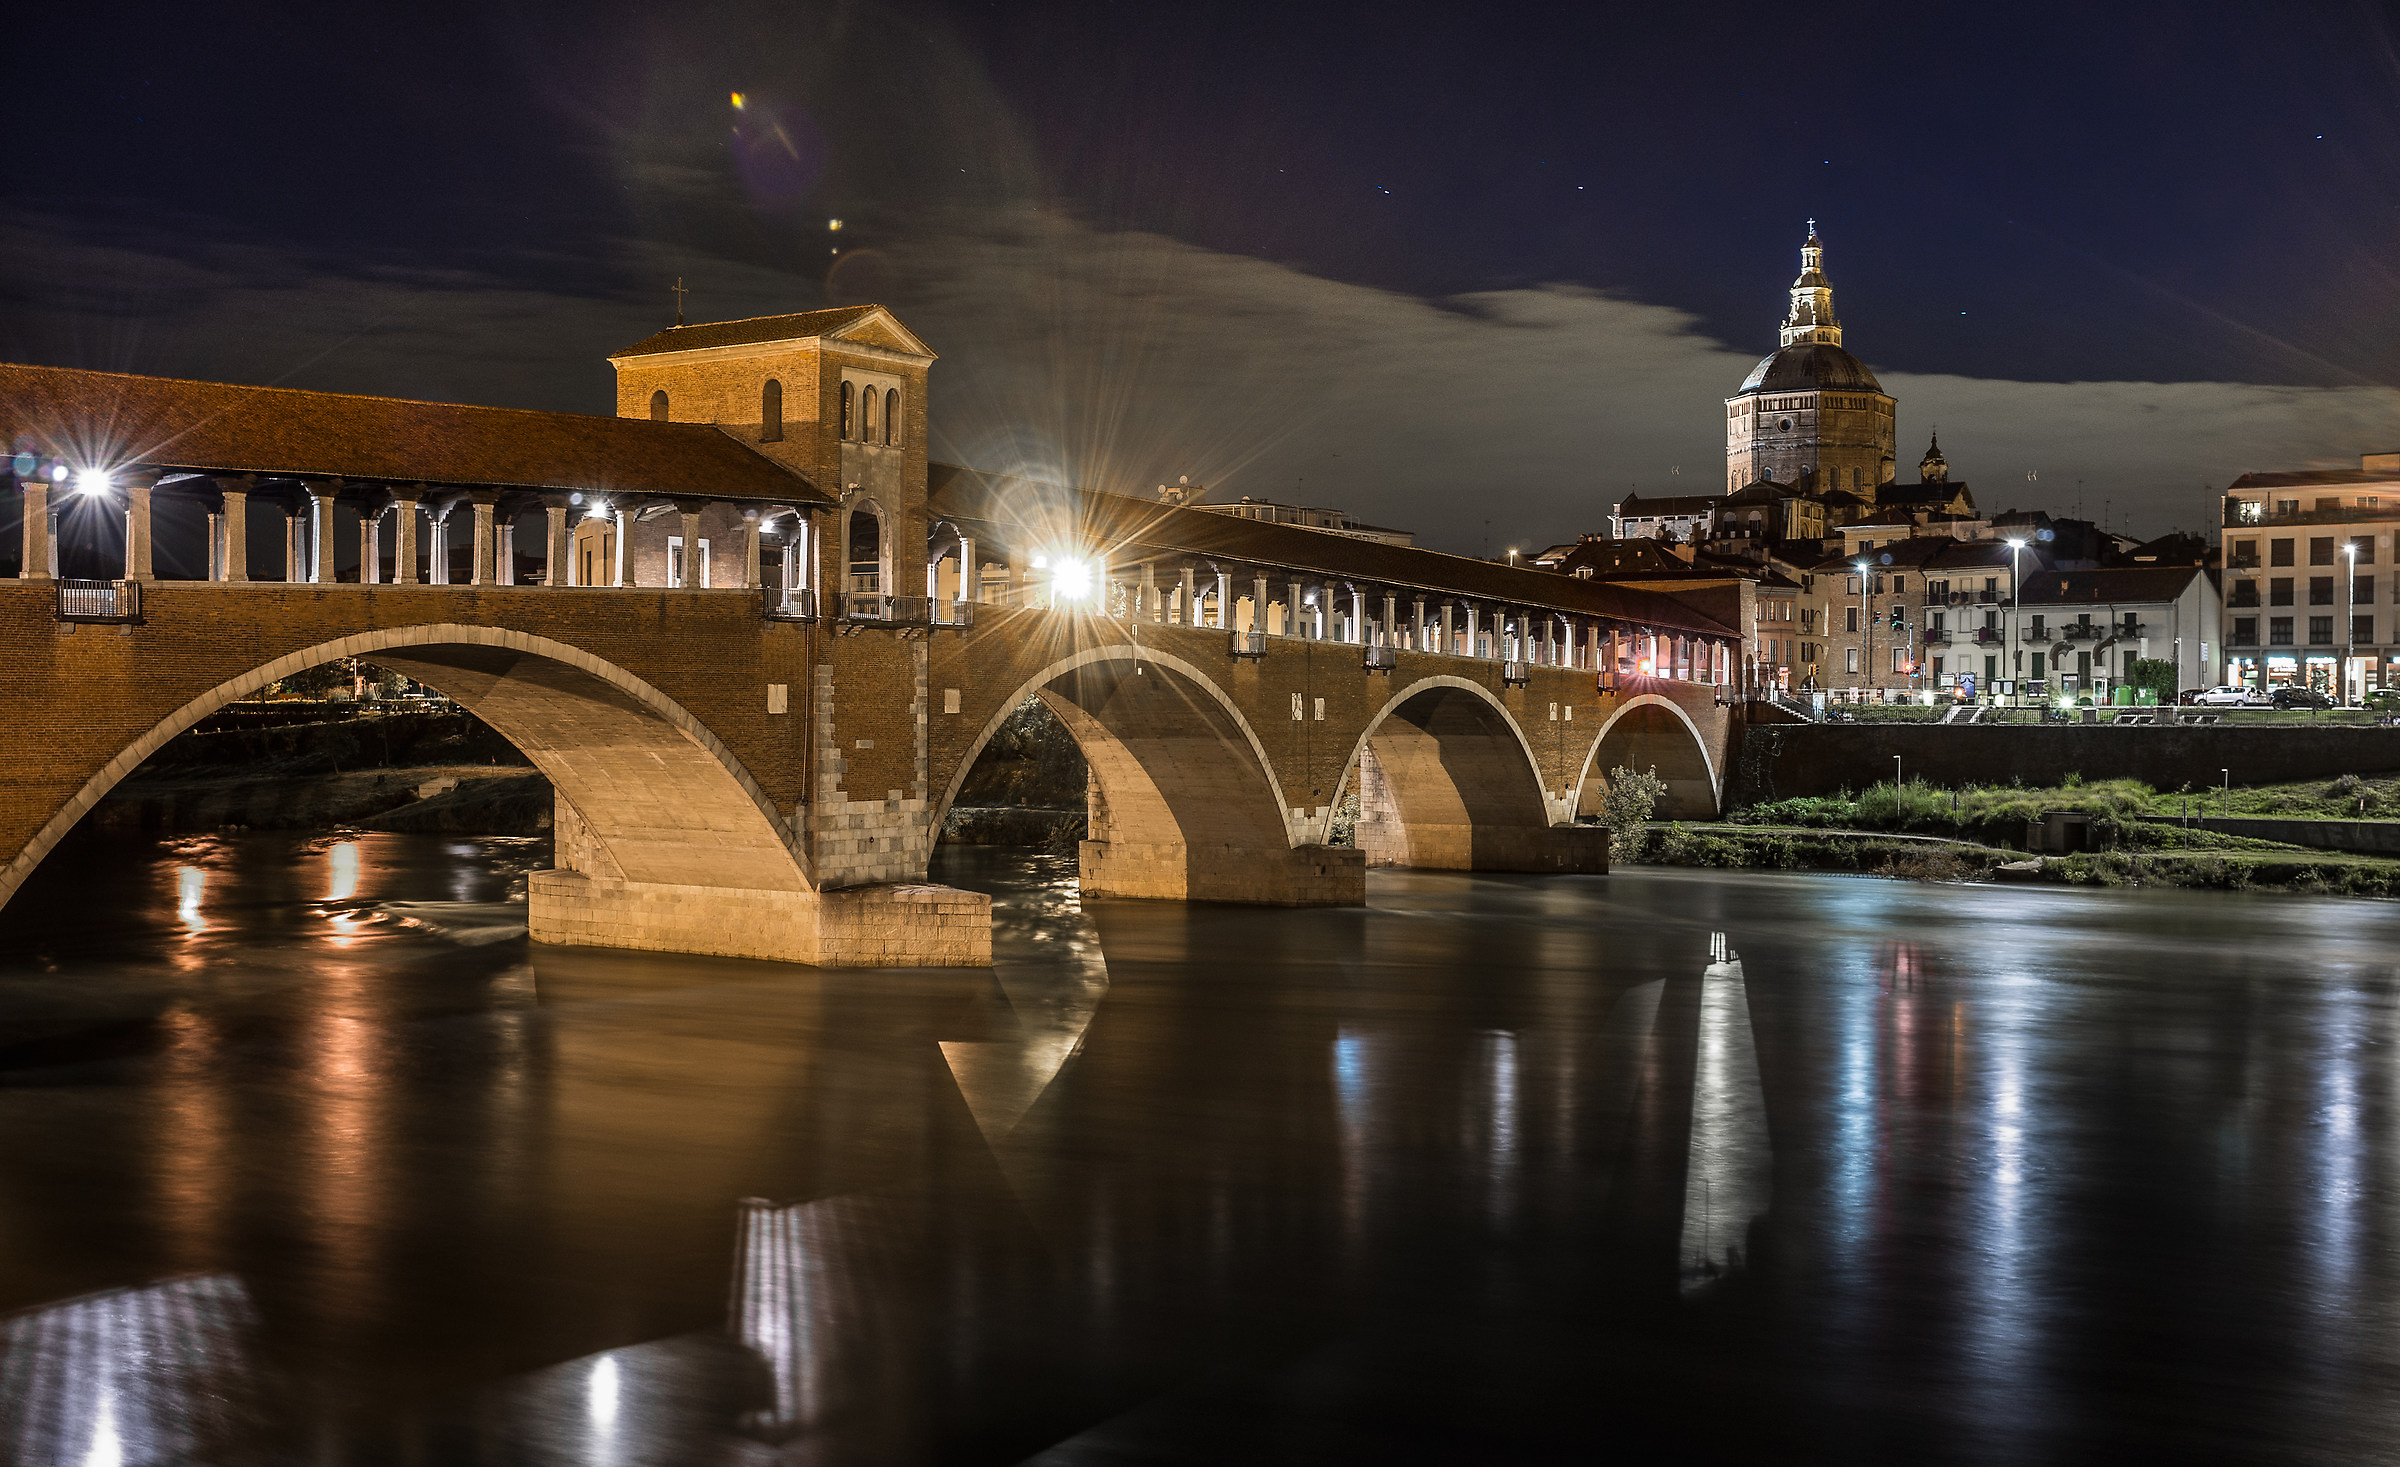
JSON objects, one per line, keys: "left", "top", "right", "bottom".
{"left": 839, "top": 381, "right": 854, "bottom": 439}
{"left": 860, "top": 385, "right": 879, "bottom": 444}
{"left": 884, "top": 388, "right": 900, "bottom": 446}
{"left": 649, "top": 389, "right": 669, "bottom": 422}
{"left": 761, "top": 379, "right": 783, "bottom": 442}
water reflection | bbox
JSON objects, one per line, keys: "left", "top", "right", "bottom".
{"left": 0, "top": 1275, "right": 257, "bottom": 1465}
{"left": 1680, "top": 932, "right": 1771, "bottom": 1293}
{"left": 3, "top": 841, "right": 2400, "bottom": 1461}
{"left": 173, "top": 866, "right": 205, "bottom": 935}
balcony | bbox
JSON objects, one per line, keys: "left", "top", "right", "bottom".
{"left": 2064, "top": 624, "right": 2100, "bottom": 642}
{"left": 56, "top": 579, "right": 141, "bottom": 624}
{"left": 932, "top": 599, "right": 976, "bottom": 628}
{"left": 1921, "top": 628, "right": 1951, "bottom": 644}
{"left": 764, "top": 587, "right": 818, "bottom": 622}
{"left": 1230, "top": 629, "right": 1268, "bottom": 660}
{"left": 2228, "top": 594, "right": 2259, "bottom": 609}
{"left": 842, "top": 593, "right": 931, "bottom": 625}
{"left": 2021, "top": 628, "right": 2052, "bottom": 643}
{"left": 1502, "top": 661, "right": 1532, "bottom": 687}
{"left": 2228, "top": 554, "right": 2259, "bottom": 569}
{"left": 1972, "top": 628, "right": 2003, "bottom": 645}
{"left": 1364, "top": 644, "right": 1397, "bottom": 672}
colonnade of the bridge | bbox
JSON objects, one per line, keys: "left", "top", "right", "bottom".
{"left": 10, "top": 467, "right": 819, "bottom": 599}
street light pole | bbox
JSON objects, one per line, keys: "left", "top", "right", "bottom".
{"left": 2006, "top": 538, "right": 2028, "bottom": 708}
{"left": 2344, "top": 541, "right": 2358, "bottom": 707}
{"left": 1855, "top": 559, "right": 1872, "bottom": 703}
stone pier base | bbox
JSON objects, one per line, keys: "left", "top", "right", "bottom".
{"left": 1079, "top": 840, "right": 1366, "bottom": 905}
{"left": 527, "top": 869, "right": 992, "bottom": 967}
{"left": 1354, "top": 820, "right": 1609, "bottom": 874}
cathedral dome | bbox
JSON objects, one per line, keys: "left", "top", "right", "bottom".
{"left": 1735, "top": 342, "right": 1884, "bottom": 396}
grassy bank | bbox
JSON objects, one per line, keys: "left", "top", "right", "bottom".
{"left": 1734, "top": 773, "right": 2400, "bottom": 839}
{"left": 1637, "top": 822, "right": 2400, "bottom": 895}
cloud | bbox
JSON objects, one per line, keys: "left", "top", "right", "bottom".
{"left": 5, "top": 203, "right": 2396, "bottom": 553}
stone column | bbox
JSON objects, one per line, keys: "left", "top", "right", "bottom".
{"left": 613, "top": 507, "right": 633, "bottom": 586}
{"left": 544, "top": 499, "right": 573, "bottom": 586}
{"left": 212, "top": 477, "right": 250, "bottom": 582}
{"left": 310, "top": 482, "right": 344, "bottom": 583}
{"left": 1465, "top": 605, "right": 1481, "bottom": 659}
{"left": 1349, "top": 587, "right": 1365, "bottom": 644}
{"left": 779, "top": 537, "right": 797, "bottom": 608}
{"left": 284, "top": 501, "right": 307, "bottom": 583}
{"left": 959, "top": 535, "right": 977, "bottom": 604}
{"left": 742, "top": 508, "right": 763, "bottom": 589}
{"left": 123, "top": 469, "right": 160, "bottom": 582}
{"left": 1141, "top": 562, "right": 1161, "bottom": 622}
{"left": 18, "top": 481, "right": 50, "bottom": 580}
{"left": 1177, "top": 565, "right": 1195, "bottom": 626}
{"left": 1214, "top": 570, "right": 1230, "bottom": 629}
{"left": 678, "top": 505, "right": 702, "bottom": 588}
{"left": 360, "top": 499, "right": 383, "bottom": 585}
{"left": 393, "top": 495, "right": 420, "bottom": 584}
{"left": 1253, "top": 572, "right": 1269, "bottom": 634}
{"left": 498, "top": 518, "right": 517, "bottom": 584}
{"left": 427, "top": 506, "right": 452, "bottom": 584}
{"left": 470, "top": 500, "right": 497, "bottom": 585}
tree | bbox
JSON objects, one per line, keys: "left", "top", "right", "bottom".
{"left": 2126, "top": 657, "right": 2179, "bottom": 703}
{"left": 1599, "top": 765, "right": 1669, "bottom": 864}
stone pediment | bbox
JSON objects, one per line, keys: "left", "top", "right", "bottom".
{"left": 829, "top": 309, "right": 936, "bottom": 359}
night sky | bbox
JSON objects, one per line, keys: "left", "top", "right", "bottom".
{"left": 8, "top": 0, "right": 2400, "bottom": 553}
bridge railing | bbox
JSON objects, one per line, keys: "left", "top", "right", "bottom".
{"left": 932, "top": 599, "right": 977, "bottom": 629}
{"left": 56, "top": 579, "right": 140, "bottom": 624}
{"left": 1502, "top": 660, "right": 1531, "bottom": 687}
{"left": 765, "top": 588, "right": 818, "bottom": 622}
{"left": 1363, "top": 644, "right": 1397, "bottom": 672}
{"left": 1229, "top": 629, "right": 1268, "bottom": 660}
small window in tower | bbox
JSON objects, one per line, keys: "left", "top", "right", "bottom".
{"left": 1779, "top": 418, "right": 1793, "bottom": 432}
{"left": 884, "top": 388, "right": 900, "bottom": 446}
{"left": 861, "top": 384, "right": 879, "bottom": 443}
{"left": 761, "top": 379, "right": 783, "bottom": 442}
{"left": 839, "top": 381, "right": 854, "bottom": 438}
{"left": 649, "top": 389, "right": 669, "bottom": 421}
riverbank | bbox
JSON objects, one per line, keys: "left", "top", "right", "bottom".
{"left": 96, "top": 703, "right": 552, "bottom": 835}
{"left": 1640, "top": 771, "right": 2400, "bottom": 895}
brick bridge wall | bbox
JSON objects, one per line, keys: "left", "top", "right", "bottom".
{"left": 0, "top": 587, "right": 1739, "bottom": 963}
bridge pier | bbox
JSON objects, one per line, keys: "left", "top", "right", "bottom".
{"left": 1078, "top": 839, "right": 1365, "bottom": 905}
{"left": 527, "top": 870, "right": 990, "bottom": 968}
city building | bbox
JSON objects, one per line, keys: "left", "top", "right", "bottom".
{"left": 2220, "top": 454, "right": 2400, "bottom": 698}
{"left": 1724, "top": 226, "right": 1897, "bottom": 498}
{"left": 2016, "top": 565, "right": 2222, "bottom": 699}
{"left": 1608, "top": 491, "right": 1721, "bottom": 542}
{"left": 1176, "top": 488, "right": 1414, "bottom": 547}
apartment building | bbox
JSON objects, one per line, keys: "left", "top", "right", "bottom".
{"left": 2220, "top": 454, "right": 2400, "bottom": 699}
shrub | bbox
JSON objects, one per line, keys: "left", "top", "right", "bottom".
{"left": 1600, "top": 765, "right": 1670, "bottom": 863}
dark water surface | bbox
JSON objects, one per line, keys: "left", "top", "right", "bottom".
{"left": 3, "top": 830, "right": 2398, "bottom": 1463}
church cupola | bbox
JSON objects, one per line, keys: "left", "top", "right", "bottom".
{"left": 1919, "top": 431, "right": 1948, "bottom": 484}
{"left": 1779, "top": 222, "right": 1843, "bottom": 347}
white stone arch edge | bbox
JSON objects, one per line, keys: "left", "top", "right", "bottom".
{"left": 935, "top": 642, "right": 1315, "bottom": 846}
{"left": 1574, "top": 692, "right": 1723, "bottom": 809}
{"left": 0, "top": 623, "right": 804, "bottom": 910}
{"left": 1324, "top": 674, "right": 1562, "bottom": 835}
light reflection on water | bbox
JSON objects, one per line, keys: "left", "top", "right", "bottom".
{"left": 1, "top": 838, "right": 2399, "bottom": 1460}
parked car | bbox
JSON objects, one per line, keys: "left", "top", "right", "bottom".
{"left": 2271, "top": 686, "right": 2335, "bottom": 710}
{"left": 2192, "top": 685, "right": 2265, "bottom": 707}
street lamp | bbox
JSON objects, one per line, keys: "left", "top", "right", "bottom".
{"left": 2343, "top": 541, "right": 2358, "bottom": 707}
{"left": 1855, "top": 559, "right": 1872, "bottom": 702}
{"left": 2005, "top": 538, "right": 2028, "bottom": 707}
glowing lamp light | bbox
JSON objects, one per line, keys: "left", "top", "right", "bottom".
{"left": 583, "top": 498, "right": 611, "bottom": 521}
{"left": 1051, "top": 558, "right": 1094, "bottom": 599}
{"left": 77, "top": 468, "right": 110, "bottom": 497}
{"left": 48, "top": 463, "right": 67, "bottom": 482}
{"left": 1638, "top": 657, "right": 1656, "bottom": 675}
{"left": 730, "top": 91, "right": 747, "bottom": 109}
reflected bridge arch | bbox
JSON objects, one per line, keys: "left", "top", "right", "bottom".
{"left": 940, "top": 645, "right": 1361, "bottom": 905}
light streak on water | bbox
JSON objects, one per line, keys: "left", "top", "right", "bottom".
{"left": 1681, "top": 934, "right": 1772, "bottom": 1294}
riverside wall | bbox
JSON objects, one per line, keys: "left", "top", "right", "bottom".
{"left": 1730, "top": 723, "right": 2400, "bottom": 806}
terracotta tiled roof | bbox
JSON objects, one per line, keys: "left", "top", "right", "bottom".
{"left": 0, "top": 362, "right": 822, "bottom": 503}
{"left": 2019, "top": 566, "right": 2207, "bottom": 605}
{"left": 928, "top": 465, "right": 1741, "bottom": 638}
{"left": 610, "top": 307, "right": 886, "bottom": 359}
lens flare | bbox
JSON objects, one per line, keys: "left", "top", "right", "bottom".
{"left": 1052, "top": 559, "right": 1093, "bottom": 599}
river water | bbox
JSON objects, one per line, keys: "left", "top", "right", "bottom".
{"left": 2, "top": 830, "right": 2398, "bottom": 1464}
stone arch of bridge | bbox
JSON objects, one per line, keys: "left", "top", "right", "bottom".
{"left": 1333, "top": 675, "right": 1576, "bottom": 872}
{"left": 940, "top": 645, "right": 1358, "bottom": 905}
{"left": 1576, "top": 693, "right": 1721, "bottom": 821}
{"left": 0, "top": 623, "right": 808, "bottom": 914}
